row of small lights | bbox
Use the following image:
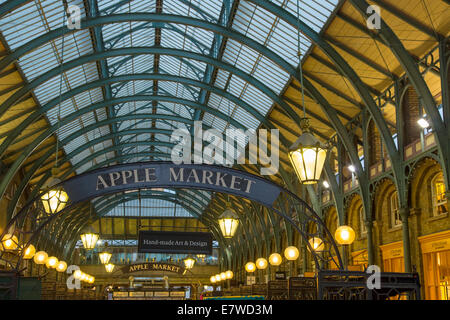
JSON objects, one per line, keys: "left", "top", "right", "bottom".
{"left": 210, "top": 270, "right": 233, "bottom": 284}
{"left": 0, "top": 234, "right": 97, "bottom": 282}
{"left": 219, "top": 225, "right": 356, "bottom": 276}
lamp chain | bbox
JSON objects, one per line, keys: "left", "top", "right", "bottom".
{"left": 297, "top": 0, "right": 307, "bottom": 120}
{"left": 55, "top": 8, "right": 67, "bottom": 171}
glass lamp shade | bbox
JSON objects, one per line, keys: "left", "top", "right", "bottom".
{"left": 220, "top": 272, "right": 227, "bottom": 280}
{"left": 40, "top": 189, "right": 68, "bottom": 214}
{"left": 23, "top": 244, "right": 36, "bottom": 259}
{"left": 225, "top": 270, "right": 234, "bottom": 279}
{"left": 73, "top": 270, "right": 82, "bottom": 280}
{"left": 335, "top": 225, "right": 356, "bottom": 245}
{"left": 105, "top": 263, "right": 115, "bottom": 273}
{"left": 33, "top": 251, "right": 48, "bottom": 264}
{"left": 210, "top": 276, "right": 216, "bottom": 283}
{"left": 56, "top": 261, "right": 67, "bottom": 272}
{"left": 214, "top": 274, "right": 221, "bottom": 282}
{"left": 99, "top": 251, "right": 112, "bottom": 264}
{"left": 79, "top": 273, "right": 87, "bottom": 282}
{"left": 183, "top": 256, "right": 196, "bottom": 269}
{"left": 284, "top": 246, "right": 300, "bottom": 261}
{"left": 1, "top": 234, "right": 18, "bottom": 251}
{"left": 308, "top": 237, "right": 325, "bottom": 252}
{"left": 46, "top": 256, "right": 58, "bottom": 268}
{"left": 80, "top": 232, "right": 99, "bottom": 250}
{"left": 268, "top": 253, "right": 282, "bottom": 266}
{"left": 245, "top": 262, "right": 256, "bottom": 273}
{"left": 288, "top": 119, "right": 327, "bottom": 184}
{"left": 218, "top": 206, "right": 239, "bottom": 238}
{"left": 256, "top": 258, "right": 268, "bottom": 270}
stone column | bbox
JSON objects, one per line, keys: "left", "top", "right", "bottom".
{"left": 400, "top": 207, "right": 412, "bottom": 273}
{"left": 365, "top": 220, "right": 375, "bottom": 266}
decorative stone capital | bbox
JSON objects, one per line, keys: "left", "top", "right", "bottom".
{"left": 399, "top": 207, "right": 410, "bottom": 219}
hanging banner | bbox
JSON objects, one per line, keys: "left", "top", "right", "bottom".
{"left": 61, "top": 162, "right": 281, "bottom": 206}
{"left": 138, "top": 231, "right": 213, "bottom": 255}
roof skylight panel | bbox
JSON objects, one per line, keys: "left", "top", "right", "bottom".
{"left": 233, "top": 106, "right": 259, "bottom": 130}
{"left": 214, "top": 69, "right": 230, "bottom": 90}
{"left": 240, "top": 83, "right": 273, "bottom": 115}
{"left": 252, "top": 55, "right": 290, "bottom": 94}
{"left": 64, "top": 135, "right": 88, "bottom": 154}
{"left": 99, "top": 0, "right": 156, "bottom": 15}
{"left": 223, "top": 39, "right": 259, "bottom": 75}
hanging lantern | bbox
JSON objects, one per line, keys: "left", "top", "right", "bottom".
{"left": 105, "top": 263, "right": 115, "bottom": 273}
{"left": 214, "top": 274, "right": 221, "bottom": 282}
{"left": 56, "top": 261, "right": 67, "bottom": 272}
{"left": 245, "top": 262, "right": 256, "bottom": 273}
{"left": 80, "top": 229, "right": 99, "bottom": 250}
{"left": 256, "top": 258, "right": 268, "bottom": 270}
{"left": 220, "top": 272, "right": 227, "bottom": 281}
{"left": 23, "top": 244, "right": 36, "bottom": 259}
{"left": 288, "top": 118, "right": 327, "bottom": 184}
{"left": 40, "top": 169, "right": 69, "bottom": 215}
{"left": 1, "top": 234, "right": 18, "bottom": 251}
{"left": 217, "top": 203, "right": 239, "bottom": 238}
{"left": 284, "top": 246, "right": 300, "bottom": 261}
{"left": 46, "top": 256, "right": 59, "bottom": 268}
{"left": 307, "top": 237, "right": 325, "bottom": 252}
{"left": 183, "top": 256, "right": 196, "bottom": 269}
{"left": 33, "top": 251, "right": 48, "bottom": 265}
{"left": 225, "top": 270, "right": 234, "bottom": 279}
{"left": 210, "top": 276, "right": 216, "bottom": 283}
{"left": 99, "top": 251, "right": 112, "bottom": 264}
{"left": 269, "top": 253, "right": 282, "bottom": 266}
{"left": 335, "top": 225, "right": 356, "bottom": 245}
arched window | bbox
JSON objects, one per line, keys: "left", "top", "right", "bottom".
{"left": 390, "top": 191, "right": 401, "bottom": 228}
{"left": 359, "top": 206, "right": 367, "bottom": 235}
{"left": 431, "top": 174, "right": 448, "bottom": 217}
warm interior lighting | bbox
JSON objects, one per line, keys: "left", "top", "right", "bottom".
{"left": 288, "top": 118, "right": 327, "bottom": 184}
{"left": 323, "top": 181, "right": 330, "bottom": 188}
{"left": 105, "top": 263, "right": 115, "bottom": 273}
{"left": 46, "top": 256, "right": 58, "bottom": 268}
{"left": 80, "top": 232, "right": 99, "bottom": 250}
{"left": 23, "top": 244, "right": 36, "bottom": 259}
{"left": 218, "top": 204, "right": 240, "bottom": 238}
{"left": 215, "top": 274, "right": 221, "bottom": 282}
{"left": 308, "top": 237, "right": 325, "bottom": 252}
{"left": 245, "top": 262, "right": 256, "bottom": 273}
{"left": 335, "top": 225, "right": 356, "bottom": 245}
{"left": 56, "top": 261, "right": 67, "bottom": 272}
{"left": 183, "top": 256, "right": 196, "bottom": 269}
{"left": 220, "top": 272, "right": 227, "bottom": 280}
{"left": 1, "top": 234, "right": 18, "bottom": 251}
{"left": 40, "top": 189, "right": 68, "bottom": 214}
{"left": 99, "top": 251, "right": 112, "bottom": 264}
{"left": 284, "top": 246, "right": 300, "bottom": 261}
{"left": 210, "top": 276, "right": 216, "bottom": 283}
{"left": 268, "top": 253, "right": 282, "bottom": 266}
{"left": 73, "top": 270, "right": 82, "bottom": 280}
{"left": 348, "top": 165, "right": 356, "bottom": 173}
{"left": 33, "top": 251, "right": 48, "bottom": 265}
{"left": 418, "top": 118, "right": 430, "bottom": 129}
{"left": 256, "top": 258, "right": 268, "bottom": 270}
{"left": 225, "top": 270, "right": 234, "bottom": 279}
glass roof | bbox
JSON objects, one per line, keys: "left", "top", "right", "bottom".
{"left": 0, "top": 0, "right": 340, "bottom": 216}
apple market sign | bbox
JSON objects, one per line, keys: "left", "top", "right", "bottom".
{"left": 121, "top": 262, "right": 185, "bottom": 275}
{"left": 61, "top": 162, "right": 281, "bottom": 206}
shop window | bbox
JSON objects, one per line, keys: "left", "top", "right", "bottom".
{"left": 390, "top": 191, "right": 402, "bottom": 228}
{"left": 359, "top": 206, "right": 367, "bottom": 235}
{"left": 431, "top": 174, "right": 448, "bottom": 217}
